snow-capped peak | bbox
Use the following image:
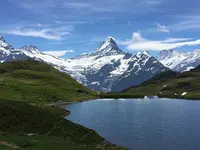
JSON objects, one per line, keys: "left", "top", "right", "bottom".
{"left": 97, "top": 37, "right": 119, "bottom": 51}
{"left": 157, "top": 49, "right": 176, "bottom": 60}
{"left": 21, "top": 45, "right": 40, "bottom": 54}
{"left": 72, "top": 37, "right": 123, "bottom": 60}
{"left": 143, "top": 51, "right": 151, "bottom": 57}
{"left": 0, "top": 36, "right": 14, "bottom": 50}
{"left": 105, "top": 37, "right": 117, "bottom": 45}
{"left": 136, "top": 51, "right": 151, "bottom": 58}
{"left": 87, "top": 37, "right": 124, "bottom": 57}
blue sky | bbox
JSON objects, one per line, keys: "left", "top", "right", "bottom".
{"left": 1, "top": 0, "right": 200, "bottom": 58}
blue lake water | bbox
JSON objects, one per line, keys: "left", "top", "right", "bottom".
{"left": 62, "top": 98, "right": 200, "bottom": 150}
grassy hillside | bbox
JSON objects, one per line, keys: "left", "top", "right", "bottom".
{"left": 0, "top": 60, "right": 126, "bottom": 149}
{"left": 0, "top": 100, "right": 125, "bottom": 150}
{"left": 123, "top": 69, "right": 200, "bottom": 100}
{"left": 0, "top": 60, "right": 96, "bottom": 103}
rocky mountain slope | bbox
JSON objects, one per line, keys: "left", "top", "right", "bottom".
{"left": 157, "top": 49, "right": 200, "bottom": 72}
{"left": 63, "top": 38, "right": 169, "bottom": 92}
{"left": 0, "top": 36, "right": 169, "bottom": 92}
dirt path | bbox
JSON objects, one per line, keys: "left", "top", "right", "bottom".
{"left": 0, "top": 141, "right": 20, "bottom": 149}
{"left": 80, "top": 131, "right": 93, "bottom": 141}
{"left": 46, "top": 120, "right": 63, "bottom": 135}
{"left": 68, "top": 127, "right": 80, "bottom": 136}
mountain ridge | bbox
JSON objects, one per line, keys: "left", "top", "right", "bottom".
{"left": 157, "top": 49, "right": 200, "bottom": 72}
{"left": 0, "top": 36, "right": 169, "bottom": 92}
{"left": 67, "top": 38, "right": 169, "bottom": 91}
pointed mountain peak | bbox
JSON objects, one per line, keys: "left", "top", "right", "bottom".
{"left": 97, "top": 37, "right": 119, "bottom": 51}
{"left": 0, "top": 36, "right": 14, "bottom": 50}
{"left": 21, "top": 45, "right": 40, "bottom": 54}
{"left": 142, "top": 51, "right": 150, "bottom": 56}
{"left": 91, "top": 36, "right": 124, "bottom": 56}
{"left": 136, "top": 51, "right": 151, "bottom": 57}
{"left": 160, "top": 49, "right": 175, "bottom": 54}
{"left": 22, "top": 45, "right": 38, "bottom": 49}
{"left": 105, "top": 37, "right": 117, "bottom": 45}
{"left": 157, "top": 49, "right": 178, "bottom": 60}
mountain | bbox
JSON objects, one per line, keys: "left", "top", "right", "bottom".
{"left": 0, "top": 36, "right": 13, "bottom": 62}
{"left": 67, "top": 37, "right": 169, "bottom": 92}
{"left": 0, "top": 36, "right": 169, "bottom": 92}
{"left": 157, "top": 49, "right": 200, "bottom": 72}
{"left": 0, "top": 60, "right": 96, "bottom": 103}
{"left": 123, "top": 65, "right": 200, "bottom": 100}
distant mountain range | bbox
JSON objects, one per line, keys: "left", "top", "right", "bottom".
{"left": 1, "top": 35, "right": 200, "bottom": 92}
{"left": 157, "top": 49, "right": 200, "bottom": 72}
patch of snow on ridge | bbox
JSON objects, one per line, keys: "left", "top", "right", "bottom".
{"left": 181, "top": 92, "right": 187, "bottom": 96}
{"left": 110, "top": 55, "right": 134, "bottom": 75}
{"left": 91, "top": 81, "right": 100, "bottom": 85}
{"left": 186, "top": 66, "right": 194, "bottom": 71}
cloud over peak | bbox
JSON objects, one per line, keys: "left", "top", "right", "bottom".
{"left": 118, "top": 32, "right": 200, "bottom": 51}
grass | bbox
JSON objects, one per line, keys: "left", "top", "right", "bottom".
{"left": 0, "top": 60, "right": 96, "bottom": 104}
{"left": 0, "top": 100, "right": 126, "bottom": 150}
{"left": 0, "top": 134, "right": 125, "bottom": 150}
{"left": 0, "top": 60, "right": 127, "bottom": 149}
{"left": 123, "top": 69, "right": 200, "bottom": 100}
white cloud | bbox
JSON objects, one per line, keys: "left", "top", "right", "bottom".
{"left": 42, "top": 50, "right": 75, "bottom": 57}
{"left": 157, "top": 23, "right": 169, "bottom": 33}
{"left": 6, "top": 29, "right": 61, "bottom": 40}
{"left": 118, "top": 32, "right": 200, "bottom": 51}
{"left": 132, "top": 32, "right": 143, "bottom": 41}
{"left": 162, "top": 38, "right": 192, "bottom": 43}
{"left": 116, "top": 32, "right": 143, "bottom": 45}
{"left": 0, "top": 24, "right": 73, "bottom": 40}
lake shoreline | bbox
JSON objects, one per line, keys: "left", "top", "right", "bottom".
{"left": 158, "top": 95, "right": 200, "bottom": 101}
{"left": 55, "top": 100, "right": 127, "bottom": 149}
{"left": 64, "top": 97, "right": 200, "bottom": 150}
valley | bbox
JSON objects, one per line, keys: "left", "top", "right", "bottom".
{"left": 1, "top": 1, "right": 200, "bottom": 149}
